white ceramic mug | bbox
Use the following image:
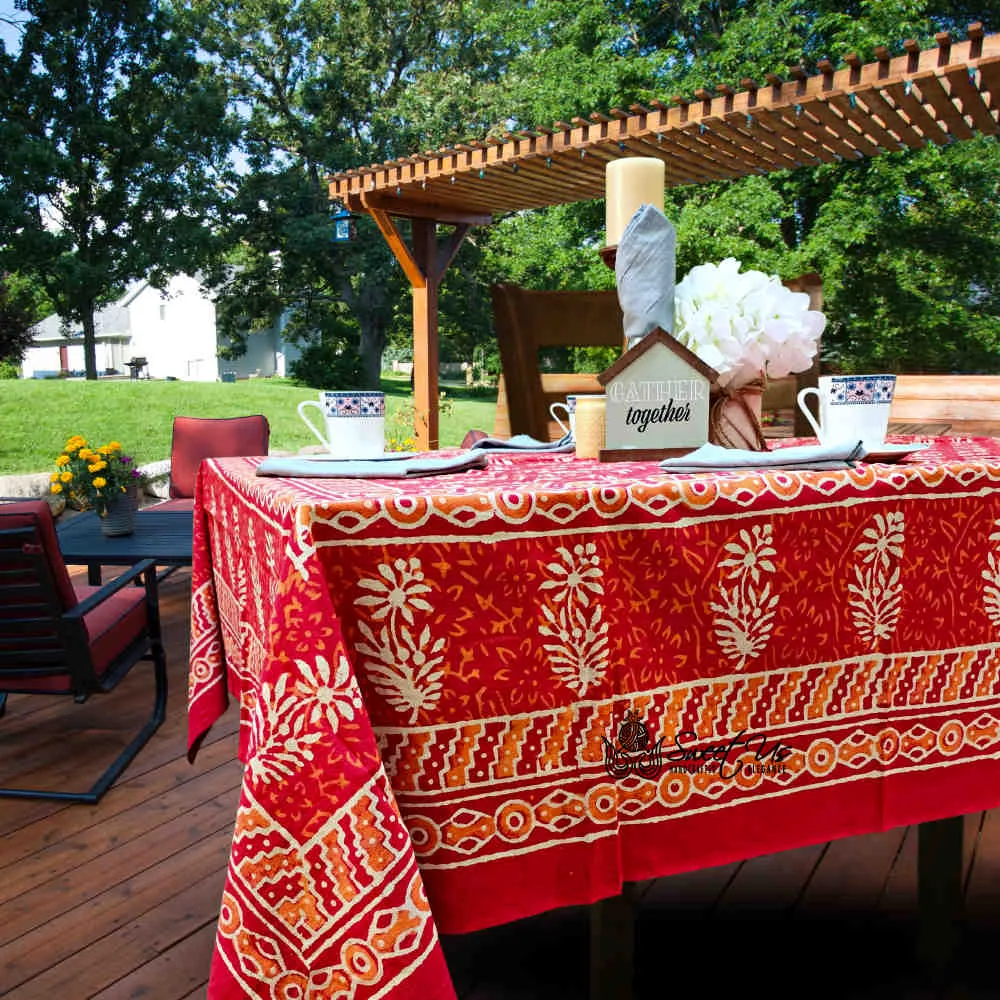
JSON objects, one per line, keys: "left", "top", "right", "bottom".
{"left": 298, "top": 390, "right": 386, "bottom": 459}
{"left": 550, "top": 396, "right": 577, "bottom": 437}
{"left": 796, "top": 375, "right": 896, "bottom": 451}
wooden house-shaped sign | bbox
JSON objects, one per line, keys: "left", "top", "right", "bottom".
{"left": 597, "top": 328, "right": 720, "bottom": 462}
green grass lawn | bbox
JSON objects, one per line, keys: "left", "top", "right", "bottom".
{"left": 0, "top": 375, "right": 498, "bottom": 476}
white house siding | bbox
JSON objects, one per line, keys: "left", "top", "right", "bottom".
{"left": 127, "top": 275, "right": 219, "bottom": 381}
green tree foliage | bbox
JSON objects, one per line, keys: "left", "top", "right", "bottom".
{"left": 475, "top": 0, "right": 1000, "bottom": 374}
{"left": 0, "top": 0, "right": 234, "bottom": 379}
{"left": 195, "top": 0, "right": 479, "bottom": 387}
{"left": 0, "top": 273, "right": 42, "bottom": 363}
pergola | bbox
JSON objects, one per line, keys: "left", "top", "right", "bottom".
{"left": 328, "top": 26, "right": 1000, "bottom": 449}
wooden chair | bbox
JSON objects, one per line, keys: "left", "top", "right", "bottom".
{"left": 0, "top": 500, "right": 167, "bottom": 803}
{"left": 156, "top": 414, "right": 271, "bottom": 511}
{"left": 492, "top": 284, "right": 625, "bottom": 441}
{"left": 491, "top": 277, "right": 822, "bottom": 443}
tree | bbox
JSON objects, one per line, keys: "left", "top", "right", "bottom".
{"left": 0, "top": 273, "right": 42, "bottom": 362}
{"left": 196, "top": 0, "right": 478, "bottom": 387}
{"left": 473, "top": 0, "right": 1000, "bottom": 375}
{"left": 0, "top": 0, "right": 234, "bottom": 379}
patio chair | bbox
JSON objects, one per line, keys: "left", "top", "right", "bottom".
{"left": 0, "top": 499, "right": 167, "bottom": 803}
{"left": 156, "top": 414, "right": 271, "bottom": 511}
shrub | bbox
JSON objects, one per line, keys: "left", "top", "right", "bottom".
{"left": 288, "top": 339, "right": 365, "bottom": 389}
{"left": 0, "top": 358, "right": 20, "bottom": 379}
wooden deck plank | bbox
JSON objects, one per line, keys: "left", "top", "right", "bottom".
{"left": 86, "top": 922, "right": 219, "bottom": 1000}
{"left": 0, "top": 758, "right": 242, "bottom": 906}
{"left": 3, "top": 858, "right": 228, "bottom": 998}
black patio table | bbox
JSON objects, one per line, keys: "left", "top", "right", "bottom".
{"left": 57, "top": 507, "right": 193, "bottom": 585}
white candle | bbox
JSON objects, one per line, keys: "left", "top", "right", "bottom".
{"left": 605, "top": 158, "right": 665, "bottom": 246}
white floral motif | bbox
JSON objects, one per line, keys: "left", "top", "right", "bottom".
{"left": 247, "top": 673, "right": 323, "bottom": 785}
{"left": 982, "top": 521, "right": 1000, "bottom": 627}
{"left": 354, "top": 557, "right": 444, "bottom": 723}
{"left": 847, "top": 511, "right": 905, "bottom": 645}
{"left": 294, "top": 653, "right": 363, "bottom": 730}
{"left": 709, "top": 524, "right": 779, "bottom": 669}
{"left": 538, "top": 543, "right": 610, "bottom": 696}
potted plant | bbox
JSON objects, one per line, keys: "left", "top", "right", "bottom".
{"left": 51, "top": 436, "right": 147, "bottom": 535}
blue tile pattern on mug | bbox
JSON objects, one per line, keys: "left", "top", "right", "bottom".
{"left": 322, "top": 391, "right": 386, "bottom": 418}
{"left": 828, "top": 375, "right": 896, "bottom": 406}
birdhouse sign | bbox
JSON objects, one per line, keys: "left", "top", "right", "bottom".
{"left": 596, "top": 328, "right": 719, "bottom": 461}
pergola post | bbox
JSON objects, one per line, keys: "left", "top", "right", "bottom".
{"left": 353, "top": 194, "right": 489, "bottom": 450}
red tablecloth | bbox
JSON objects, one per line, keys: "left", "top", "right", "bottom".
{"left": 188, "top": 436, "right": 1000, "bottom": 999}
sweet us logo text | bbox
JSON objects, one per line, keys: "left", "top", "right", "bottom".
{"left": 603, "top": 713, "right": 792, "bottom": 781}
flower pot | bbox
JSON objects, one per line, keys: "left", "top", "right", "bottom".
{"left": 709, "top": 381, "right": 767, "bottom": 451}
{"left": 100, "top": 485, "right": 140, "bottom": 537}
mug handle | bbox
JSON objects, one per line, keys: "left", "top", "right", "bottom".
{"left": 549, "top": 402, "right": 571, "bottom": 437}
{"left": 795, "top": 387, "right": 823, "bottom": 439}
{"left": 298, "top": 399, "right": 331, "bottom": 450}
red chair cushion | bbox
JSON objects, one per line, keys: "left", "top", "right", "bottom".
{"left": 0, "top": 580, "right": 149, "bottom": 694}
{"left": 169, "top": 415, "right": 270, "bottom": 498}
{"left": 0, "top": 500, "right": 77, "bottom": 611}
{"left": 147, "top": 497, "right": 194, "bottom": 513}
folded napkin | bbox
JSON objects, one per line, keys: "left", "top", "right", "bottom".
{"left": 659, "top": 440, "right": 865, "bottom": 473}
{"left": 615, "top": 204, "right": 676, "bottom": 348}
{"left": 470, "top": 433, "right": 575, "bottom": 453}
{"left": 255, "top": 451, "right": 489, "bottom": 479}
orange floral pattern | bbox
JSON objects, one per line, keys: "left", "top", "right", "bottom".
{"left": 189, "top": 437, "right": 1000, "bottom": 999}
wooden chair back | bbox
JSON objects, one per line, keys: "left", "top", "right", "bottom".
{"left": 492, "top": 284, "right": 625, "bottom": 441}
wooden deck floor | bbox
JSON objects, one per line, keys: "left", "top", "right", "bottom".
{"left": 3, "top": 569, "right": 1000, "bottom": 999}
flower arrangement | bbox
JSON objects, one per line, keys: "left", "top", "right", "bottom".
{"left": 50, "top": 436, "right": 146, "bottom": 515}
{"left": 673, "top": 257, "right": 826, "bottom": 390}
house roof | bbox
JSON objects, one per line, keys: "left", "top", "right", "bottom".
{"left": 328, "top": 26, "right": 999, "bottom": 222}
{"left": 599, "top": 327, "right": 720, "bottom": 385}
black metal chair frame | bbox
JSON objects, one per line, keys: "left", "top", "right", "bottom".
{"left": 0, "top": 523, "right": 167, "bottom": 804}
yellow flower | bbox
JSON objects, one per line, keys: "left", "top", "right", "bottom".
{"left": 60, "top": 471, "right": 72, "bottom": 483}
{"left": 97, "top": 445, "right": 110, "bottom": 455}
{"left": 78, "top": 448, "right": 93, "bottom": 460}
{"left": 93, "top": 476, "right": 107, "bottom": 488}
{"left": 108, "top": 440, "right": 121, "bottom": 451}
{"left": 55, "top": 454, "right": 70, "bottom": 467}
{"left": 88, "top": 461, "right": 107, "bottom": 473}
{"left": 50, "top": 483, "right": 63, "bottom": 494}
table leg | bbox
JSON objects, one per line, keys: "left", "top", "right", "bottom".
{"left": 589, "top": 881, "right": 637, "bottom": 1000}
{"left": 917, "top": 815, "right": 964, "bottom": 985}
{"left": 87, "top": 562, "right": 101, "bottom": 586}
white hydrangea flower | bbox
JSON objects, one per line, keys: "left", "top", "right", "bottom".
{"left": 674, "top": 258, "right": 826, "bottom": 389}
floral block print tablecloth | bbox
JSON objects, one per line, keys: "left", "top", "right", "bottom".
{"left": 188, "top": 437, "right": 1000, "bottom": 999}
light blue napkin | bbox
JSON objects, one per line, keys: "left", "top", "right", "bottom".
{"left": 255, "top": 451, "right": 489, "bottom": 479}
{"left": 659, "top": 440, "right": 865, "bottom": 473}
{"left": 470, "top": 433, "right": 575, "bottom": 453}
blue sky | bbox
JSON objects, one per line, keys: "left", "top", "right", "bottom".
{"left": 0, "top": 0, "right": 22, "bottom": 53}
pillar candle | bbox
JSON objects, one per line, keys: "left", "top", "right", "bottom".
{"left": 605, "top": 158, "right": 665, "bottom": 247}
{"left": 605, "top": 156, "right": 666, "bottom": 247}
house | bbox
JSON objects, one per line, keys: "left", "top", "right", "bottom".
{"left": 597, "top": 327, "right": 719, "bottom": 457}
{"left": 20, "top": 274, "right": 300, "bottom": 381}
